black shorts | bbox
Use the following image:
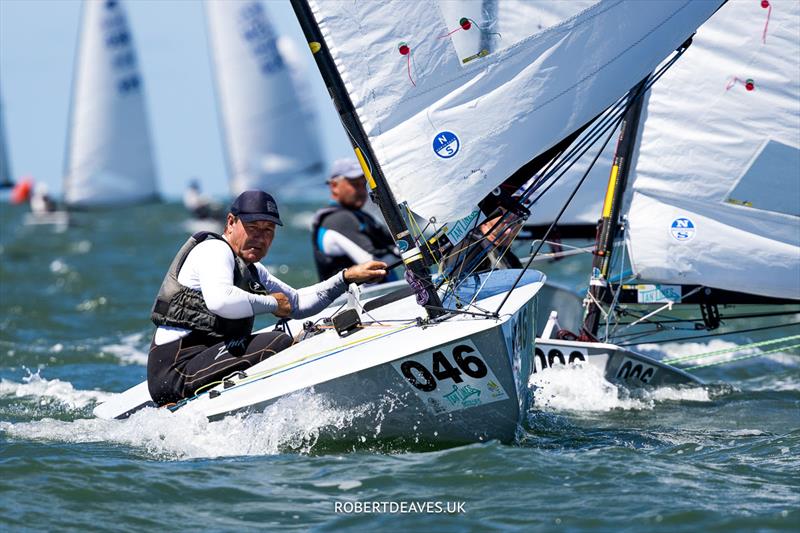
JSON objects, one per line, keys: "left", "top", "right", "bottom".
{"left": 147, "top": 330, "right": 293, "bottom": 406}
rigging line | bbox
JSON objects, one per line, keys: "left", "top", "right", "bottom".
{"left": 521, "top": 90, "right": 630, "bottom": 196}
{"left": 603, "top": 239, "right": 630, "bottom": 341}
{"left": 404, "top": 203, "right": 455, "bottom": 294}
{"left": 610, "top": 320, "right": 792, "bottom": 343}
{"left": 425, "top": 305, "right": 497, "bottom": 319}
{"left": 616, "top": 321, "right": 800, "bottom": 347}
{"left": 523, "top": 91, "right": 631, "bottom": 205}
{"left": 521, "top": 99, "right": 628, "bottom": 204}
{"left": 494, "top": 107, "right": 626, "bottom": 316}
{"left": 614, "top": 309, "right": 800, "bottom": 327}
{"left": 436, "top": 213, "right": 486, "bottom": 296}
{"left": 521, "top": 46, "right": 687, "bottom": 205}
{"left": 524, "top": 100, "right": 629, "bottom": 207}
{"left": 467, "top": 223, "right": 524, "bottom": 308}
{"left": 524, "top": 246, "right": 594, "bottom": 262}
{"left": 663, "top": 334, "right": 800, "bottom": 365}
{"left": 618, "top": 287, "right": 704, "bottom": 330}
{"left": 683, "top": 343, "right": 800, "bottom": 371}
{"left": 450, "top": 217, "right": 522, "bottom": 296}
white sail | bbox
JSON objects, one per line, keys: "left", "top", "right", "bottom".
{"left": 500, "top": 1, "right": 638, "bottom": 232}
{"left": 308, "top": 0, "right": 722, "bottom": 222}
{"left": 624, "top": 0, "right": 800, "bottom": 300}
{"left": 0, "top": 90, "right": 12, "bottom": 187}
{"left": 63, "top": 0, "right": 159, "bottom": 208}
{"left": 206, "top": 0, "right": 324, "bottom": 196}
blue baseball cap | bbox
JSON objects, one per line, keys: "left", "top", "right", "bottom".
{"left": 327, "top": 158, "right": 364, "bottom": 182}
{"left": 229, "top": 190, "right": 283, "bottom": 226}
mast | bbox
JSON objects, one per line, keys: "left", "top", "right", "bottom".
{"left": 582, "top": 77, "right": 649, "bottom": 338}
{"left": 290, "top": 0, "right": 443, "bottom": 316}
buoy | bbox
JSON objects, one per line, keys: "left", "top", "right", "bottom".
{"left": 10, "top": 177, "right": 33, "bottom": 204}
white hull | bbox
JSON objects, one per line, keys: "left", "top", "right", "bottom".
{"left": 22, "top": 211, "right": 70, "bottom": 231}
{"left": 534, "top": 338, "right": 701, "bottom": 388}
{"left": 95, "top": 270, "right": 544, "bottom": 444}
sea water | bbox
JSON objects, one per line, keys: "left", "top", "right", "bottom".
{"left": 1, "top": 202, "right": 797, "bottom": 531}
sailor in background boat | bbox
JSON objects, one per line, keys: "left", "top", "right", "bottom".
{"left": 312, "top": 159, "right": 400, "bottom": 282}
{"left": 183, "top": 179, "right": 223, "bottom": 221}
{"left": 30, "top": 183, "right": 57, "bottom": 215}
{"left": 148, "top": 190, "right": 387, "bottom": 406}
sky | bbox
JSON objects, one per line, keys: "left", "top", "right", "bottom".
{"left": 0, "top": 0, "right": 353, "bottom": 200}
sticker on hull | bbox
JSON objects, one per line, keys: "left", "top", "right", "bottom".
{"left": 392, "top": 339, "right": 508, "bottom": 414}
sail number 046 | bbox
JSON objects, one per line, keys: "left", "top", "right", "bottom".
{"left": 400, "top": 344, "right": 487, "bottom": 391}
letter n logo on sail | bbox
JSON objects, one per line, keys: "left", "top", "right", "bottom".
{"left": 433, "top": 131, "right": 460, "bottom": 159}
{"left": 670, "top": 217, "right": 696, "bottom": 242}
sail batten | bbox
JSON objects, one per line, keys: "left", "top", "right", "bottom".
{"left": 309, "top": 0, "right": 723, "bottom": 222}
{"left": 63, "top": 0, "right": 159, "bottom": 208}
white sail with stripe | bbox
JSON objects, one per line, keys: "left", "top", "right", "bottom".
{"left": 63, "top": 0, "right": 159, "bottom": 208}
{"left": 206, "top": 0, "right": 324, "bottom": 196}
{"left": 624, "top": 0, "right": 800, "bottom": 300}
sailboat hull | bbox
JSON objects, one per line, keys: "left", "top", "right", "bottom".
{"left": 535, "top": 338, "right": 701, "bottom": 388}
{"left": 203, "top": 322, "right": 530, "bottom": 444}
{"left": 94, "top": 271, "right": 544, "bottom": 445}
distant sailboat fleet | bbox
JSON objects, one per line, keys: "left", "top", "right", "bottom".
{"left": 5, "top": 0, "right": 326, "bottom": 211}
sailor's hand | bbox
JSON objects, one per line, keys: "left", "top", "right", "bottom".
{"left": 271, "top": 292, "right": 292, "bottom": 317}
{"left": 344, "top": 261, "right": 388, "bottom": 284}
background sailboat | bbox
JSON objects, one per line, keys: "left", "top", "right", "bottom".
{"left": 624, "top": 0, "right": 800, "bottom": 303}
{"left": 205, "top": 0, "right": 324, "bottom": 199}
{"left": 533, "top": 0, "right": 799, "bottom": 379}
{"left": 63, "top": 0, "right": 159, "bottom": 209}
{"left": 583, "top": 0, "right": 800, "bottom": 340}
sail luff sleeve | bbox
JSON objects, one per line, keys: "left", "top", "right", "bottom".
{"left": 290, "top": 0, "right": 443, "bottom": 314}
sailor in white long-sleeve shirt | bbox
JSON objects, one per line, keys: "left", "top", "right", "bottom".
{"left": 147, "top": 190, "right": 387, "bottom": 405}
